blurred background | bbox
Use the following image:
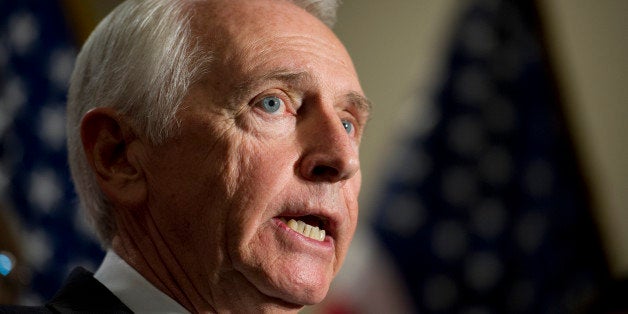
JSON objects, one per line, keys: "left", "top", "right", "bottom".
{"left": 0, "top": 0, "right": 626, "bottom": 312}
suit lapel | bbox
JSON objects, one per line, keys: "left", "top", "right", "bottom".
{"left": 45, "top": 267, "right": 133, "bottom": 313}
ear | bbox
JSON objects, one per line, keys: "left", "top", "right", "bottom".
{"left": 80, "top": 107, "right": 147, "bottom": 209}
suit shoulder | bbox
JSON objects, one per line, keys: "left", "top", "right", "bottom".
{"left": 0, "top": 305, "right": 51, "bottom": 313}
{"left": 46, "top": 267, "right": 133, "bottom": 313}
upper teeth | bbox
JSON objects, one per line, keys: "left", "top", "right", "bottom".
{"left": 281, "top": 218, "right": 326, "bottom": 241}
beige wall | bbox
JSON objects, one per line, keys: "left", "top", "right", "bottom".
{"left": 539, "top": 0, "right": 628, "bottom": 277}
{"left": 334, "top": 0, "right": 462, "bottom": 219}
{"left": 335, "top": 0, "right": 628, "bottom": 277}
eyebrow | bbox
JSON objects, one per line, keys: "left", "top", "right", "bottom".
{"left": 343, "top": 91, "right": 373, "bottom": 120}
{"left": 232, "top": 69, "right": 313, "bottom": 106}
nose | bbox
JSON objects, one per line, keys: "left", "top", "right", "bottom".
{"left": 298, "top": 106, "right": 360, "bottom": 183}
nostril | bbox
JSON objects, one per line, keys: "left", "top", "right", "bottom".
{"left": 312, "top": 165, "right": 338, "bottom": 177}
{"left": 299, "top": 139, "right": 360, "bottom": 182}
{"left": 311, "top": 165, "right": 339, "bottom": 179}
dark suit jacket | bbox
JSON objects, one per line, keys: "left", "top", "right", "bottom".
{"left": 0, "top": 267, "right": 133, "bottom": 313}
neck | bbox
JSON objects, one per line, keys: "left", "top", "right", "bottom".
{"left": 111, "top": 212, "right": 304, "bottom": 313}
{"left": 111, "top": 211, "right": 215, "bottom": 312}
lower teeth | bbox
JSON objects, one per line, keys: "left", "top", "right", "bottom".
{"left": 282, "top": 218, "right": 325, "bottom": 241}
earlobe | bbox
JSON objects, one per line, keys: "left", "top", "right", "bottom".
{"left": 80, "top": 108, "right": 146, "bottom": 208}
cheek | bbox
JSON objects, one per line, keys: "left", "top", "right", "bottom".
{"left": 225, "top": 137, "right": 296, "bottom": 237}
{"left": 143, "top": 118, "right": 250, "bottom": 258}
{"left": 347, "top": 172, "right": 361, "bottom": 221}
{"left": 330, "top": 172, "right": 361, "bottom": 273}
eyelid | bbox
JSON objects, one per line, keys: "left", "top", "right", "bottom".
{"left": 338, "top": 111, "right": 362, "bottom": 140}
{"left": 251, "top": 89, "right": 297, "bottom": 115}
{"left": 341, "top": 119, "right": 355, "bottom": 136}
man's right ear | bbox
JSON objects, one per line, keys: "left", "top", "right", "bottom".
{"left": 80, "top": 107, "right": 147, "bottom": 209}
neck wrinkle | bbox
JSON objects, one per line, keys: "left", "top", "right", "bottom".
{"left": 111, "top": 210, "right": 217, "bottom": 313}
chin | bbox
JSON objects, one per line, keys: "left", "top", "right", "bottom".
{"left": 277, "top": 281, "right": 331, "bottom": 307}
{"left": 284, "top": 269, "right": 335, "bottom": 306}
{"left": 251, "top": 265, "right": 334, "bottom": 307}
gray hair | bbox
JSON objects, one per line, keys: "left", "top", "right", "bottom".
{"left": 66, "top": 0, "right": 341, "bottom": 246}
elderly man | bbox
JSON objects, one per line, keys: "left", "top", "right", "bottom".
{"left": 1, "top": 0, "right": 370, "bottom": 312}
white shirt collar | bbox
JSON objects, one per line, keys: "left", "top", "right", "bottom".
{"left": 94, "top": 250, "right": 190, "bottom": 314}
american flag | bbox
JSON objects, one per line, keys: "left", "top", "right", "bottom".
{"left": 0, "top": 0, "right": 103, "bottom": 304}
{"left": 372, "top": 0, "right": 611, "bottom": 313}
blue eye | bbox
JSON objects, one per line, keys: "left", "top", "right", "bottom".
{"left": 261, "top": 96, "right": 283, "bottom": 113}
{"left": 342, "top": 120, "right": 353, "bottom": 134}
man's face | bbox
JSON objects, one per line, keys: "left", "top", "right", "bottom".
{"left": 137, "top": 0, "right": 369, "bottom": 308}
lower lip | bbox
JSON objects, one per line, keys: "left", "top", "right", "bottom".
{"left": 273, "top": 218, "right": 334, "bottom": 250}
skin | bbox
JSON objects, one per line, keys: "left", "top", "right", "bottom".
{"left": 81, "top": 0, "right": 370, "bottom": 312}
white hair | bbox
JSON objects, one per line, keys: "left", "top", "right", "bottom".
{"left": 66, "top": 0, "right": 342, "bottom": 246}
{"left": 292, "top": 0, "right": 341, "bottom": 27}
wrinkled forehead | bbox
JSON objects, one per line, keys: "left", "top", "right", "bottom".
{"left": 187, "top": 0, "right": 354, "bottom": 72}
{"left": 188, "top": 0, "right": 330, "bottom": 36}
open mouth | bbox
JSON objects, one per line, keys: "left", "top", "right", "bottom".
{"left": 278, "top": 215, "right": 328, "bottom": 242}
